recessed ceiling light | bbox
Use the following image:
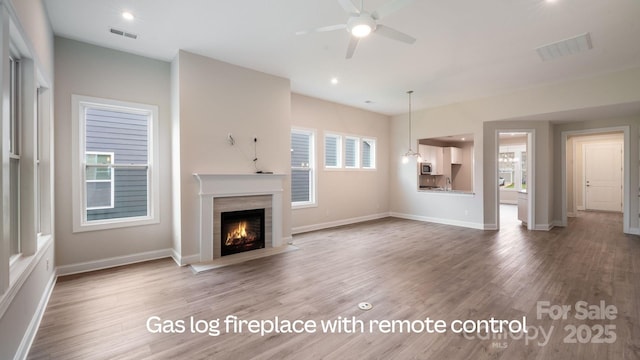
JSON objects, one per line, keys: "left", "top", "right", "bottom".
{"left": 331, "top": 77, "right": 339, "bottom": 85}
{"left": 122, "top": 11, "right": 135, "bottom": 21}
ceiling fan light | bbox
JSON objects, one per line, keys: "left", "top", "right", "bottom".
{"left": 347, "top": 14, "right": 376, "bottom": 38}
{"left": 352, "top": 24, "right": 372, "bottom": 37}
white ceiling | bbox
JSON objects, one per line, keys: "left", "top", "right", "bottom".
{"left": 43, "top": 0, "right": 640, "bottom": 115}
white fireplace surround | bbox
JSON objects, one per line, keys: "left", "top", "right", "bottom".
{"left": 193, "top": 173, "right": 285, "bottom": 262}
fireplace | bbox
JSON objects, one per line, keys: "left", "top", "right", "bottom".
{"left": 221, "top": 208, "right": 265, "bottom": 256}
{"left": 193, "top": 173, "right": 285, "bottom": 262}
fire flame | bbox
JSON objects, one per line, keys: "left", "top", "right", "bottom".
{"left": 226, "top": 221, "right": 248, "bottom": 246}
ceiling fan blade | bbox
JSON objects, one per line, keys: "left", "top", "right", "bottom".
{"left": 346, "top": 36, "right": 359, "bottom": 59}
{"left": 371, "top": 0, "right": 415, "bottom": 20}
{"left": 338, "top": 0, "right": 360, "bottom": 14}
{"left": 374, "top": 25, "right": 416, "bottom": 44}
{"left": 296, "top": 24, "right": 347, "bottom": 35}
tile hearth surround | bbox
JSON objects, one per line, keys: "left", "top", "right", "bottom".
{"left": 215, "top": 196, "right": 272, "bottom": 257}
{"left": 193, "top": 174, "right": 285, "bottom": 262}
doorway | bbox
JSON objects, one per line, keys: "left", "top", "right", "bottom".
{"left": 562, "top": 127, "right": 631, "bottom": 234}
{"left": 566, "top": 132, "right": 624, "bottom": 215}
{"left": 497, "top": 131, "right": 534, "bottom": 230}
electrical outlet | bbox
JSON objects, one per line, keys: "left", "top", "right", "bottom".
{"left": 46, "top": 259, "right": 50, "bottom": 271}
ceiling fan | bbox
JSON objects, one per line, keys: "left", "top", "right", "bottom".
{"left": 296, "top": 0, "right": 417, "bottom": 59}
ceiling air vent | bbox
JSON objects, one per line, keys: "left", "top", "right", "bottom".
{"left": 535, "top": 32, "right": 592, "bottom": 61}
{"left": 109, "top": 27, "right": 138, "bottom": 40}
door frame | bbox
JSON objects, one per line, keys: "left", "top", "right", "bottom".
{"left": 561, "top": 126, "right": 631, "bottom": 234}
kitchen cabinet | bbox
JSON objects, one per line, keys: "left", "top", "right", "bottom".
{"left": 517, "top": 190, "right": 528, "bottom": 224}
{"left": 446, "top": 147, "right": 462, "bottom": 164}
{"left": 418, "top": 144, "right": 443, "bottom": 174}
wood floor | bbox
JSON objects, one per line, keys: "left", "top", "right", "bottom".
{"left": 29, "top": 213, "right": 640, "bottom": 360}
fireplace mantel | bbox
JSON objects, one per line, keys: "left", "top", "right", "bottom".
{"left": 193, "top": 173, "right": 285, "bottom": 262}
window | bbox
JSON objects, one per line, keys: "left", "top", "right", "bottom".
{"left": 344, "top": 136, "right": 360, "bottom": 168}
{"left": 322, "top": 132, "right": 376, "bottom": 171}
{"left": 72, "top": 95, "right": 159, "bottom": 231}
{"left": 362, "top": 138, "right": 376, "bottom": 169}
{"left": 1, "top": 14, "right": 56, "bottom": 302}
{"left": 9, "top": 56, "right": 20, "bottom": 258}
{"left": 291, "top": 129, "right": 315, "bottom": 206}
{"left": 85, "top": 152, "right": 114, "bottom": 209}
{"left": 324, "top": 133, "right": 342, "bottom": 168}
{"left": 499, "top": 144, "right": 526, "bottom": 191}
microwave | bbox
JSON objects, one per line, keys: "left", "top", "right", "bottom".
{"left": 420, "top": 162, "right": 433, "bottom": 175}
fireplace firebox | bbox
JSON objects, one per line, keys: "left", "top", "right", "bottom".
{"left": 220, "top": 208, "right": 265, "bottom": 256}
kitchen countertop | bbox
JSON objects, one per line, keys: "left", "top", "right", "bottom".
{"left": 418, "top": 186, "right": 475, "bottom": 195}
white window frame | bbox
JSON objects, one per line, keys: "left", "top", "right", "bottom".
{"left": 361, "top": 137, "right": 376, "bottom": 170}
{"left": 85, "top": 151, "right": 115, "bottom": 210}
{"left": 8, "top": 54, "right": 21, "bottom": 262}
{"left": 291, "top": 128, "right": 316, "bottom": 208}
{"left": 324, "top": 133, "right": 342, "bottom": 169}
{"left": 71, "top": 95, "right": 159, "bottom": 232}
{"left": 1, "top": 6, "right": 55, "bottom": 310}
{"left": 344, "top": 136, "right": 360, "bottom": 169}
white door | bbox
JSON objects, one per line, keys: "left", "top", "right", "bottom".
{"left": 584, "top": 142, "right": 623, "bottom": 212}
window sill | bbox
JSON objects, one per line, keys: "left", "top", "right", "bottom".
{"left": 324, "top": 167, "right": 377, "bottom": 172}
{"left": 73, "top": 215, "right": 159, "bottom": 233}
{"left": 0, "top": 234, "right": 53, "bottom": 319}
{"left": 292, "top": 202, "right": 318, "bottom": 210}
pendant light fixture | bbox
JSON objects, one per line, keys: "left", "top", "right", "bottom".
{"left": 401, "top": 90, "right": 422, "bottom": 164}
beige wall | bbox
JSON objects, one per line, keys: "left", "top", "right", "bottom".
{"left": 391, "top": 66, "right": 640, "bottom": 231}
{"left": 8, "top": 0, "right": 53, "bottom": 78}
{"left": 173, "top": 50, "right": 292, "bottom": 259}
{"left": 54, "top": 37, "right": 173, "bottom": 266}
{"left": 391, "top": 106, "right": 485, "bottom": 229}
{"left": 290, "top": 93, "right": 390, "bottom": 232}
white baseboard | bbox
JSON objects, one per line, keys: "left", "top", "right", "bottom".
{"left": 552, "top": 220, "right": 566, "bottom": 227}
{"left": 56, "top": 248, "right": 173, "bottom": 276}
{"left": 292, "top": 213, "right": 390, "bottom": 234}
{"left": 170, "top": 250, "right": 200, "bottom": 266}
{"left": 14, "top": 270, "right": 57, "bottom": 360}
{"left": 484, "top": 223, "right": 498, "bottom": 230}
{"left": 577, "top": 206, "right": 585, "bottom": 211}
{"left": 567, "top": 212, "right": 576, "bottom": 218}
{"left": 534, "top": 223, "right": 555, "bottom": 231}
{"left": 389, "top": 212, "right": 485, "bottom": 230}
